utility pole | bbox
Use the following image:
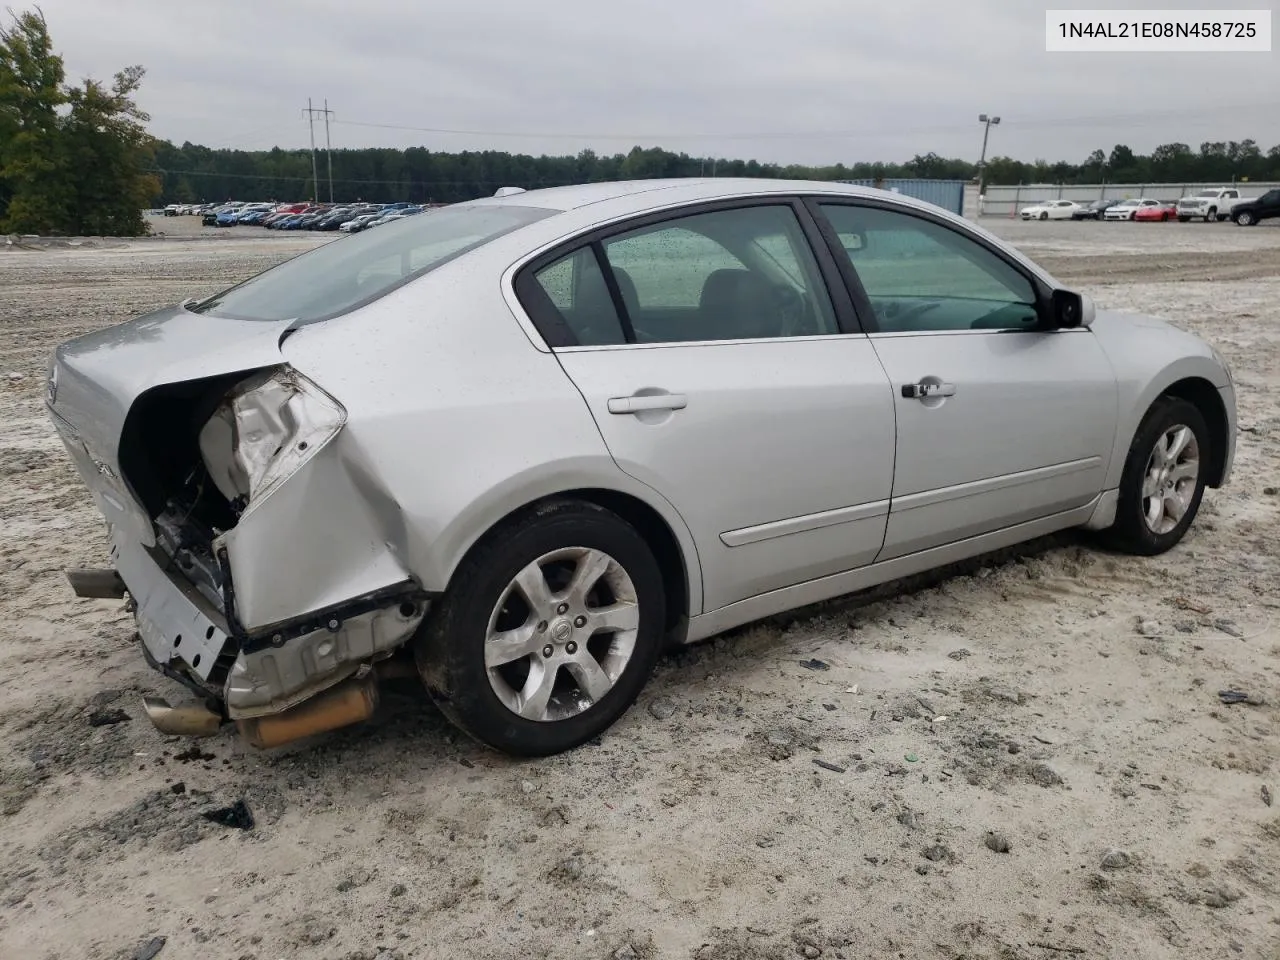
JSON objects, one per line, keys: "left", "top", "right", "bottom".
{"left": 303, "top": 98, "right": 336, "bottom": 202}
{"left": 976, "top": 113, "right": 1001, "bottom": 200}
{"left": 324, "top": 98, "right": 334, "bottom": 202}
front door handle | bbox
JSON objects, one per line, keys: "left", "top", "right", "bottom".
{"left": 901, "top": 381, "right": 956, "bottom": 400}
{"left": 607, "top": 393, "right": 688, "bottom": 415}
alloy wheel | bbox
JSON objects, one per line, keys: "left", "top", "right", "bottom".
{"left": 484, "top": 547, "right": 640, "bottom": 722}
{"left": 1141, "top": 425, "right": 1201, "bottom": 535}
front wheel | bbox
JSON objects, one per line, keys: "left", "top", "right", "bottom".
{"left": 1039, "top": 211, "right": 1048, "bottom": 221}
{"left": 1104, "top": 397, "right": 1210, "bottom": 556}
{"left": 1204, "top": 208, "right": 1217, "bottom": 222}
{"left": 415, "top": 499, "right": 666, "bottom": 756}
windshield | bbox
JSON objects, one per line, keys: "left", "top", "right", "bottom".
{"left": 192, "top": 204, "right": 554, "bottom": 324}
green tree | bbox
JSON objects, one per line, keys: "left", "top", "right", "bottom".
{"left": 0, "top": 8, "right": 159, "bottom": 235}
{"left": 0, "top": 7, "right": 67, "bottom": 232}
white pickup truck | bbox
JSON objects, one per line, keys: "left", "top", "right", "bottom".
{"left": 1176, "top": 187, "right": 1246, "bottom": 222}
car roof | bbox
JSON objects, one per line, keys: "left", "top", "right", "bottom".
{"left": 454, "top": 177, "right": 910, "bottom": 214}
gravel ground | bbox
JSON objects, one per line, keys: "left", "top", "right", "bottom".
{"left": 1, "top": 216, "right": 1278, "bottom": 960}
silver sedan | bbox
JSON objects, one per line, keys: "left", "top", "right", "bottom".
{"left": 45, "top": 177, "right": 1236, "bottom": 755}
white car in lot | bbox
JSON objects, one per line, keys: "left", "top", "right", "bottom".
{"left": 1104, "top": 198, "right": 1161, "bottom": 221}
{"left": 1019, "top": 199, "right": 1081, "bottom": 221}
{"left": 46, "top": 177, "right": 1237, "bottom": 756}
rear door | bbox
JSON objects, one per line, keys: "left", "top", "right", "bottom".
{"left": 513, "top": 199, "right": 897, "bottom": 614}
{"left": 809, "top": 198, "right": 1118, "bottom": 561}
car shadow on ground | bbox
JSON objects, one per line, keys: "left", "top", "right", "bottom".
{"left": 247, "top": 529, "right": 1090, "bottom": 771}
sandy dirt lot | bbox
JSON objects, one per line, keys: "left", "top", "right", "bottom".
{"left": 1, "top": 216, "right": 1278, "bottom": 960}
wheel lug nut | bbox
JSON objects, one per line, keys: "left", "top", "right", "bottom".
{"left": 565, "top": 641, "right": 578, "bottom": 655}
{"left": 556, "top": 603, "right": 569, "bottom": 615}
{"left": 541, "top": 645, "right": 554, "bottom": 658}
{"left": 574, "top": 615, "right": 587, "bottom": 628}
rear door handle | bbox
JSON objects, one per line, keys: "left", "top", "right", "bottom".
{"left": 901, "top": 381, "right": 956, "bottom": 400}
{"left": 607, "top": 393, "right": 688, "bottom": 414}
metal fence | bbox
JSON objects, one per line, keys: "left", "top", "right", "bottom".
{"left": 837, "top": 178, "right": 968, "bottom": 216}
{"left": 977, "top": 181, "right": 1280, "bottom": 217}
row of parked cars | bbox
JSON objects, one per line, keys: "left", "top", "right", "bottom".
{"left": 1018, "top": 186, "right": 1280, "bottom": 225}
{"left": 163, "top": 201, "right": 436, "bottom": 233}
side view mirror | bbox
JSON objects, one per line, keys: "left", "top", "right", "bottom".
{"left": 1050, "top": 288, "right": 1095, "bottom": 329}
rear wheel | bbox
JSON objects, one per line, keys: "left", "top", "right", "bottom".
{"left": 1235, "top": 211, "right": 1256, "bottom": 226}
{"left": 415, "top": 499, "right": 666, "bottom": 756}
{"left": 1104, "top": 397, "right": 1209, "bottom": 556}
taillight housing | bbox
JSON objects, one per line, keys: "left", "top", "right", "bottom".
{"left": 198, "top": 366, "right": 346, "bottom": 516}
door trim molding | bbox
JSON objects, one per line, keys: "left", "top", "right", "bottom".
{"left": 892, "top": 456, "right": 1102, "bottom": 513}
{"left": 686, "top": 494, "right": 1100, "bottom": 644}
{"left": 720, "top": 499, "right": 891, "bottom": 547}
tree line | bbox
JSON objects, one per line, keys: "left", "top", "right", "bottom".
{"left": 152, "top": 139, "right": 1280, "bottom": 208}
{"left": 4, "top": 5, "right": 1280, "bottom": 236}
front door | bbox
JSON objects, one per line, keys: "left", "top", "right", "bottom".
{"left": 519, "top": 201, "right": 897, "bottom": 613}
{"left": 813, "top": 199, "right": 1119, "bottom": 561}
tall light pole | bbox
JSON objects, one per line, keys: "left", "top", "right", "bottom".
{"left": 976, "top": 113, "right": 1001, "bottom": 200}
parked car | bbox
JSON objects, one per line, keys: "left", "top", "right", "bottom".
{"left": 1019, "top": 199, "right": 1081, "bottom": 221}
{"left": 46, "top": 178, "right": 1236, "bottom": 756}
{"left": 1103, "top": 198, "right": 1163, "bottom": 221}
{"left": 1070, "top": 199, "right": 1119, "bottom": 220}
{"left": 1230, "top": 188, "right": 1280, "bottom": 226}
{"left": 340, "top": 212, "right": 383, "bottom": 233}
{"left": 1133, "top": 201, "right": 1178, "bottom": 222}
{"left": 1175, "top": 187, "right": 1246, "bottom": 223}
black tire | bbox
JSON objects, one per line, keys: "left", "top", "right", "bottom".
{"left": 1234, "top": 211, "right": 1255, "bottom": 226}
{"left": 1104, "top": 397, "right": 1210, "bottom": 556}
{"left": 1204, "top": 208, "right": 1216, "bottom": 222}
{"left": 1039, "top": 211, "right": 1048, "bottom": 221}
{"left": 415, "top": 499, "right": 666, "bottom": 756}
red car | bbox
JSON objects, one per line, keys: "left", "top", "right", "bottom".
{"left": 1134, "top": 202, "right": 1177, "bottom": 222}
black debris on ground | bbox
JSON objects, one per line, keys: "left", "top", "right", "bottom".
{"left": 1219, "top": 689, "right": 1266, "bottom": 706}
{"left": 174, "top": 746, "right": 216, "bottom": 763}
{"left": 200, "top": 799, "right": 254, "bottom": 830}
{"left": 87, "top": 708, "right": 130, "bottom": 727}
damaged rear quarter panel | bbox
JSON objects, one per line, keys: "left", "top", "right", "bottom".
{"left": 272, "top": 247, "right": 704, "bottom": 616}
{"left": 219, "top": 434, "right": 417, "bottom": 632}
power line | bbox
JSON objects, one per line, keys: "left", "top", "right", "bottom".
{"left": 143, "top": 166, "right": 582, "bottom": 189}
{"left": 326, "top": 100, "right": 1280, "bottom": 144}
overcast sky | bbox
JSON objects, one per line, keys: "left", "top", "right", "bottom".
{"left": 28, "top": 0, "right": 1280, "bottom": 166}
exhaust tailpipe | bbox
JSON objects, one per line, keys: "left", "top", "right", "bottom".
{"left": 142, "top": 696, "right": 224, "bottom": 737}
{"left": 236, "top": 676, "right": 379, "bottom": 749}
